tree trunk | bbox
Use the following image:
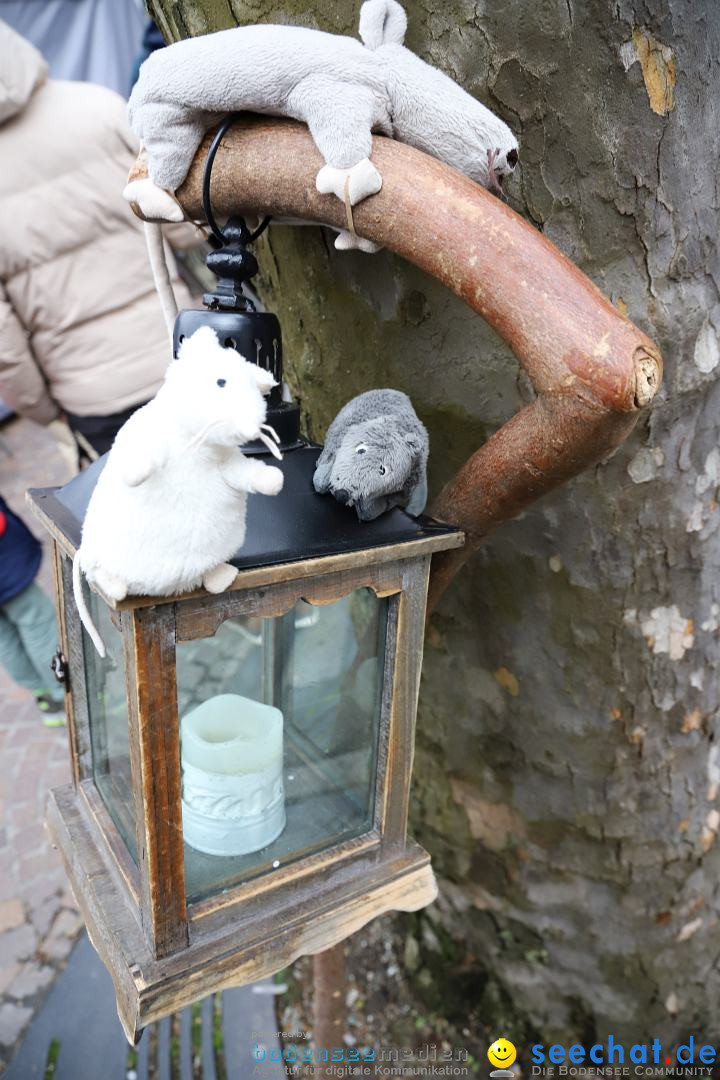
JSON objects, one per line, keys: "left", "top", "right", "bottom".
{"left": 148, "top": 0, "right": 720, "bottom": 1048}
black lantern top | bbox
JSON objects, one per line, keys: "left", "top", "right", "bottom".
{"left": 31, "top": 447, "right": 459, "bottom": 574}
{"left": 174, "top": 209, "right": 302, "bottom": 452}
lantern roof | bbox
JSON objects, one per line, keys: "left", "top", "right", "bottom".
{"left": 28, "top": 442, "right": 463, "bottom": 590}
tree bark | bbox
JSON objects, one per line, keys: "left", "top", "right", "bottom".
{"left": 149, "top": 0, "right": 720, "bottom": 1048}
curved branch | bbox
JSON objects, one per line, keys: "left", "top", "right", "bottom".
{"left": 129, "top": 115, "right": 663, "bottom": 610}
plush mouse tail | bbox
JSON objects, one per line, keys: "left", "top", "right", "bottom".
{"left": 144, "top": 222, "right": 178, "bottom": 343}
{"left": 359, "top": 0, "right": 407, "bottom": 49}
{"left": 73, "top": 552, "right": 106, "bottom": 659}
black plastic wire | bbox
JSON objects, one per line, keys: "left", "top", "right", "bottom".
{"left": 202, "top": 113, "right": 271, "bottom": 245}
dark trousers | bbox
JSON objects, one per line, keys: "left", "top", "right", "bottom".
{"left": 66, "top": 402, "right": 147, "bottom": 462}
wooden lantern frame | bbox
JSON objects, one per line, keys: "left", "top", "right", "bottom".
{"left": 28, "top": 495, "right": 462, "bottom": 1042}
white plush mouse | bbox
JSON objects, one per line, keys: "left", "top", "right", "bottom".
{"left": 73, "top": 326, "right": 283, "bottom": 656}
{"left": 124, "top": 0, "right": 518, "bottom": 253}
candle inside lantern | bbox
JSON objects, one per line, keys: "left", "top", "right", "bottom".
{"left": 180, "top": 694, "right": 285, "bottom": 857}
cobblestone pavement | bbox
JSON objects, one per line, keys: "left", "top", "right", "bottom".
{"left": 0, "top": 417, "right": 82, "bottom": 1072}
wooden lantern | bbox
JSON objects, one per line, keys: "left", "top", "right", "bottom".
{"left": 27, "top": 451, "right": 462, "bottom": 1042}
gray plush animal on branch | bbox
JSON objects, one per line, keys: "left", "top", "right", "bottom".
{"left": 124, "top": 0, "right": 518, "bottom": 254}
{"left": 313, "top": 389, "right": 429, "bottom": 521}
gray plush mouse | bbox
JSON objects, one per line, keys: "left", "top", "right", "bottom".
{"left": 313, "top": 389, "right": 428, "bottom": 521}
{"left": 124, "top": 0, "right": 518, "bottom": 253}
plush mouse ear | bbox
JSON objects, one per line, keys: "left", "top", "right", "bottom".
{"left": 178, "top": 325, "right": 219, "bottom": 362}
{"left": 251, "top": 366, "right": 277, "bottom": 396}
{"left": 359, "top": 0, "right": 407, "bottom": 49}
{"left": 403, "top": 430, "right": 423, "bottom": 454}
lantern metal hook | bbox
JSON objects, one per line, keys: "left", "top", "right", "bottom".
{"left": 202, "top": 113, "right": 271, "bottom": 246}
{"left": 176, "top": 113, "right": 302, "bottom": 451}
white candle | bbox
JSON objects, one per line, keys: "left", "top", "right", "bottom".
{"left": 180, "top": 693, "right": 285, "bottom": 857}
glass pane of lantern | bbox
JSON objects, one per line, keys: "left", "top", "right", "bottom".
{"left": 82, "top": 590, "right": 136, "bottom": 862}
{"left": 176, "top": 589, "right": 388, "bottom": 903}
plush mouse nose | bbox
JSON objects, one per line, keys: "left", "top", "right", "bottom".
{"left": 334, "top": 488, "right": 351, "bottom": 505}
{"left": 507, "top": 147, "right": 519, "bottom": 168}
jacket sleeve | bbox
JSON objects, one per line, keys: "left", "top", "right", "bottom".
{"left": 0, "top": 282, "right": 59, "bottom": 424}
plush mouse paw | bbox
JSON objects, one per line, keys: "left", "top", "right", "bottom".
{"left": 404, "top": 475, "right": 428, "bottom": 517}
{"left": 316, "top": 157, "right": 382, "bottom": 206}
{"left": 121, "top": 463, "right": 151, "bottom": 488}
{"left": 203, "top": 562, "right": 238, "bottom": 594}
{"left": 313, "top": 462, "right": 333, "bottom": 494}
{"left": 355, "top": 496, "right": 390, "bottom": 522}
{"left": 334, "top": 229, "right": 382, "bottom": 254}
{"left": 93, "top": 569, "right": 128, "bottom": 603}
{"left": 123, "top": 178, "right": 185, "bottom": 223}
{"left": 253, "top": 465, "right": 284, "bottom": 497}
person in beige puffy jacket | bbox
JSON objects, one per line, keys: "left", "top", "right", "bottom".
{"left": 0, "top": 20, "right": 196, "bottom": 460}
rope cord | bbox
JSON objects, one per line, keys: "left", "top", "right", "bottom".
{"left": 342, "top": 175, "right": 357, "bottom": 236}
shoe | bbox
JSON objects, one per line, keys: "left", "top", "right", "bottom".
{"left": 35, "top": 692, "right": 66, "bottom": 728}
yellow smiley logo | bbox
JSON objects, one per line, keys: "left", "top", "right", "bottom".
{"left": 488, "top": 1039, "right": 517, "bottom": 1069}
